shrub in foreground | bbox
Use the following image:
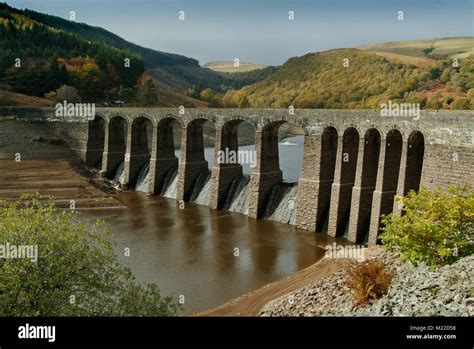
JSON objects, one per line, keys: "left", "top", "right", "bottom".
{"left": 381, "top": 185, "right": 474, "bottom": 268}
{"left": 0, "top": 194, "right": 180, "bottom": 316}
{"left": 346, "top": 260, "right": 392, "bottom": 307}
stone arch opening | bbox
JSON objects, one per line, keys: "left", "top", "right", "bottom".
{"left": 177, "top": 118, "right": 216, "bottom": 203}
{"left": 105, "top": 116, "right": 128, "bottom": 180}
{"left": 258, "top": 120, "right": 283, "bottom": 171}
{"left": 152, "top": 117, "right": 182, "bottom": 196}
{"left": 237, "top": 120, "right": 257, "bottom": 176}
{"left": 278, "top": 122, "right": 305, "bottom": 183}
{"left": 249, "top": 120, "right": 305, "bottom": 224}
{"left": 382, "top": 130, "right": 403, "bottom": 193}
{"left": 369, "top": 129, "right": 403, "bottom": 243}
{"left": 129, "top": 116, "right": 153, "bottom": 189}
{"left": 314, "top": 126, "right": 339, "bottom": 231}
{"left": 86, "top": 115, "right": 105, "bottom": 168}
{"left": 212, "top": 119, "right": 256, "bottom": 212}
{"left": 404, "top": 131, "right": 425, "bottom": 194}
{"left": 349, "top": 128, "right": 381, "bottom": 243}
{"left": 328, "top": 127, "right": 359, "bottom": 236}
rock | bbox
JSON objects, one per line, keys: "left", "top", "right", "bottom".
{"left": 258, "top": 248, "right": 473, "bottom": 317}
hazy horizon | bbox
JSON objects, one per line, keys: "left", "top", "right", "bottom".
{"left": 5, "top": 0, "right": 474, "bottom": 66}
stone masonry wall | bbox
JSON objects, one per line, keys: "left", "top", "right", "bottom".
{"left": 421, "top": 143, "right": 474, "bottom": 189}
{"left": 1, "top": 107, "right": 473, "bottom": 243}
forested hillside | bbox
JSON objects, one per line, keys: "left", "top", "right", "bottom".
{"left": 0, "top": 3, "right": 274, "bottom": 106}
{"left": 1, "top": 3, "right": 472, "bottom": 109}
{"left": 21, "top": 7, "right": 199, "bottom": 68}
{"left": 10, "top": 4, "right": 274, "bottom": 93}
{"left": 0, "top": 3, "right": 146, "bottom": 103}
{"left": 223, "top": 49, "right": 474, "bottom": 109}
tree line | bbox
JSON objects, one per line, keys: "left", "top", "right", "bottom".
{"left": 0, "top": 6, "right": 146, "bottom": 103}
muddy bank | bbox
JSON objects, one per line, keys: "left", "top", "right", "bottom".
{"left": 195, "top": 256, "right": 347, "bottom": 316}
{"left": 0, "top": 119, "right": 122, "bottom": 209}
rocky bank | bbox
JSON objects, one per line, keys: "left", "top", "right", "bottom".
{"left": 259, "top": 247, "right": 473, "bottom": 317}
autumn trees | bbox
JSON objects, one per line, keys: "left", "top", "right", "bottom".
{"left": 222, "top": 50, "right": 474, "bottom": 110}
{"left": 0, "top": 5, "right": 144, "bottom": 103}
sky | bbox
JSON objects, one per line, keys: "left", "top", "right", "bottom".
{"left": 6, "top": 0, "right": 474, "bottom": 66}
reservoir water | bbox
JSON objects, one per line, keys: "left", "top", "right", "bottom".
{"left": 83, "top": 191, "right": 334, "bottom": 314}
{"left": 0, "top": 122, "right": 335, "bottom": 314}
{"left": 81, "top": 136, "right": 338, "bottom": 313}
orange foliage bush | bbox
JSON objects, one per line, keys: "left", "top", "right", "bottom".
{"left": 346, "top": 260, "right": 392, "bottom": 307}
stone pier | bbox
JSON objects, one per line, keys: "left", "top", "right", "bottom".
{"left": 176, "top": 119, "right": 209, "bottom": 202}
{"left": 2, "top": 107, "right": 472, "bottom": 245}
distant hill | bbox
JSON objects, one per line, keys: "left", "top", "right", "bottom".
{"left": 204, "top": 61, "right": 267, "bottom": 73}
{"left": 0, "top": 3, "right": 148, "bottom": 101}
{"left": 21, "top": 8, "right": 199, "bottom": 68}
{"left": 1, "top": 3, "right": 472, "bottom": 110}
{"left": 223, "top": 48, "right": 474, "bottom": 110}
{"left": 358, "top": 37, "right": 474, "bottom": 67}
{"left": 17, "top": 6, "right": 277, "bottom": 93}
{"left": 0, "top": 2, "right": 273, "bottom": 107}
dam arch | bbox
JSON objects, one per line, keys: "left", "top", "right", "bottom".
{"left": 86, "top": 115, "right": 105, "bottom": 168}
{"left": 128, "top": 116, "right": 153, "bottom": 188}
{"left": 247, "top": 120, "right": 284, "bottom": 219}
{"left": 103, "top": 115, "right": 128, "bottom": 181}
{"left": 210, "top": 119, "right": 256, "bottom": 212}
{"left": 294, "top": 125, "right": 339, "bottom": 232}
{"left": 327, "top": 127, "right": 360, "bottom": 237}
{"left": 177, "top": 118, "right": 216, "bottom": 202}
{"left": 150, "top": 117, "right": 181, "bottom": 195}
{"left": 247, "top": 120, "right": 306, "bottom": 222}
{"left": 404, "top": 130, "right": 425, "bottom": 194}
{"left": 261, "top": 121, "right": 306, "bottom": 224}
{"left": 393, "top": 130, "right": 425, "bottom": 215}
{"left": 368, "top": 129, "right": 403, "bottom": 244}
{"left": 347, "top": 128, "right": 381, "bottom": 243}
{"left": 23, "top": 106, "right": 471, "bottom": 246}
{"left": 314, "top": 126, "right": 338, "bottom": 231}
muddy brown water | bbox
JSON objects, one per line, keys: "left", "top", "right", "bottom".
{"left": 83, "top": 192, "right": 338, "bottom": 314}
{"left": 0, "top": 120, "right": 339, "bottom": 314}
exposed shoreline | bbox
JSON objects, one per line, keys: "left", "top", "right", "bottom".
{"left": 259, "top": 247, "right": 473, "bottom": 317}
{"left": 194, "top": 255, "right": 348, "bottom": 316}
{"left": 197, "top": 246, "right": 473, "bottom": 317}
{"left": 0, "top": 119, "right": 123, "bottom": 209}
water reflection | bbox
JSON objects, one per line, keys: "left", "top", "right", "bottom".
{"left": 83, "top": 191, "right": 338, "bottom": 314}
